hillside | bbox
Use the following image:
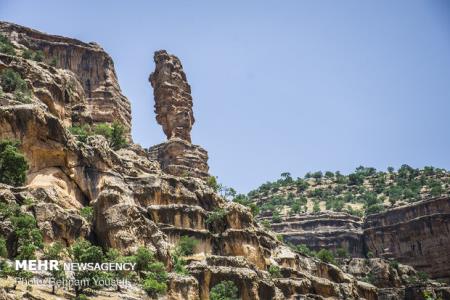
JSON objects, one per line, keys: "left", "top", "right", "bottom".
{"left": 247, "top": 166, "right": 449, "bottom": 218}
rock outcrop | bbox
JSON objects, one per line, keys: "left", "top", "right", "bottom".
{"left": 269, "top": 212, "right": 365, "bottom": 257}
{"left": 265, "top": 197, "right": 450, "bottom": 284}
{"left": 150, "top": 50, "right": 194, "bottom": 143}
{"left": 148, "top": 50, "right": 209, "bottom": 179}
{"left": 0, "top": 22, "right": 449, "bottom": 299}
{"left": 0, "top": 21, "right": 132, "bottom": 137}
{"left": 364, "top": 196, "right": 450, "bottom": 283}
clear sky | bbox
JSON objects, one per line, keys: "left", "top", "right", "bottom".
{"left": 1, "top": 0, "right": 449, "bottom": 193}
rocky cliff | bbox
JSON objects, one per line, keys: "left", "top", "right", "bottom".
{"left": 269, "top": 213, "right": 365, "bottom": 258}
{"left": 0, "top": 21, "right": 448, "bottom": 300}
{"left": 0, "top": 21, "right": 132, "bottom": 137}
{"left": 264, "top": 197, "right": 450, "bottom": 284}
{"left": 364, "top": 196, "right": 450, "bottom": 283}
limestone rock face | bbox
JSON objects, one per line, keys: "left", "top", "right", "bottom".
{"left": 364, "top": 196, "right": 450, "bottom": 283}
{"left": 0, "top": 21, "right": 132, "bottom": 137}
{"left": 270, "top": 212, "right": 365, "bottom": 257}
{"left": 266, "top": 197, "right": 450, "bottom": 284}
{"left": 149, "top": 50, "right": 194, "bottom": 142}
{"left": 1, "top": 22, "right": 449, "bottom": 299}
{"left": 148, "top": 50, "right": 209, "bottom": 178}
{"left": 148, "top": 138, "right": 209, "bottom": 178}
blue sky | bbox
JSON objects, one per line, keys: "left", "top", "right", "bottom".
{"left": 1, "top": 1, "right": 449, "bottom": 193}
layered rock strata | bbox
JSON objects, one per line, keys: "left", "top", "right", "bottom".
{"left": 267, "top": 197, "right": 450, "bottom": 283}
{"left": 0, "top": 21, "right": 132, "bottom": 137}
{"left": 268, "top": 213, "right": 365, "bottom": 257}
{"left": 0, "top": 22, "right": 448, "bottom": 299}
{"left": 364, "top": 196, "right": 450, "bottom": 283}
{"left": 149, "top": 50, "right": 194, "bottom": 143}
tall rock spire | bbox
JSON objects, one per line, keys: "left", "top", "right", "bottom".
{"left": 148, "top": 50, "right": 209, "bottom": 178}
{"left": 149, "top": 50, "right": 195, "bottom": 143}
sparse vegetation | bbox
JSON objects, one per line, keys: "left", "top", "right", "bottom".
{"left": 268, "top": 265, "right": 282, "bottom": 278}
{"left": 247, "top": 165, "right": 448, "bottom": 219}
{"left": 207, "top": 176, "right": 220, "bottom": 192}
{"left": 69, "top": 122, "right": 128, "bottom": 149}
{"left": 175, "top": 236, "right": 198, "bottom": 256}
{"left": 0, "top": 69, "right": 32, "bottom": 103}
{"left": 0, "top": 34, "right": 16, "bottom": 56}
{"left": 210, "top": 280, "right": 239, "bottom": 300}
{"left": 316, "top": 249, "right": 336, "bottom": 265}
{"left": 206, "top": 208, "right": 228, "bottom": 225}
{"left": 0, "top": 140, "right": 28, "bottom": 186}
{"left": 80, "top": 206, "right": 94, "bottom": 222}
{"left": 336, "top": 247, "right": 349, "bottom": 258}
{"left": 70, "top": 239, "right": 106, "bottom": 297}
{"left": 43, "top": 242, "right": 66, "bottom": 294}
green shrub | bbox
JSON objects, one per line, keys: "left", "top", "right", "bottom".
{"left": 0, "top": 34, "right": 15, "bottom": 56}
{"left": 133, "top": 247, "right": 155, "bottom": 273}
{"left": 11, "top": 213, "right": 43, "bottom": 259}
{"left": 207, "top": 176, "right": 220, "bottom": 192}
{"left": 105, "top": 248, "right": 135, "bottom": 291}
{"left": 0, "top": 69, "right": 29, "bottom": 95}
{"left": 0, "top": 69, "right": 33, "bottom": 103}
{"left": 33, "top": 50, "right": 44, "bottom": 62}
{"left": 365, "top": 203, "right": 385, "bottom": 215}
{"left": 367, "top": 251, "right": 374, "bottom": 258}
{"left": 295, "top": 244, "right": 315, "bottom": 256}
{"left": 316, "top": 249, "right": 336, "bottom": 264}
{"left": 206, "top": 208, "right": 227, "bottom": 225}
{"left": 172, "top": 253, "right": 188, "bottom": 275}
{"left": 271, "top": 210, "right": 282, "bottom": 223}
{"left": 43, "top": 242, "right": 66, "bottom": 294}
{"left": 0, "top": 237, "right": 7, "bottom": 258}
{"left": 260, "top": 219, "right": 271, "bottom": 230}
{"left": 176, "top": 236, "right": 198, "bottom": 256}
{"left": 80, "top": 206, "right": 93, "bottom": 222}
{"left": 93, "top": 123, "right": 112, "bottom": 139}
{"left": 70, "top": 239, "right": 106, "bottom": 296}
{"left": 22, "top": 49, "right": 33, "bottom": 59}
{"left": 417, "top": 271, "right": 429, "bottom": 282}
{"left": 70, "top": 122, "right": 127, "bottom": 150}
{"left": 142, "top": 275, "right": 167, "bottom": 297}
{"left": 0, "top": 140, "right": 28, "bottom": 186}
{"left": 210, "top": 280, "right": 239, "bottom": 300}
{"left": 141, "top": 258, "right": 168, "bottom": 296}
{"left": 268, "top": 265, "right": 282, "bottom": 278}
{"left": 362, "top": 271, "right": 375, "bottom": 284}
{"left": 335, "top": 247, "right": 348, "bottom": 258}
{"left": 69, "top": 125, "right": 91, "bottom": 143}
{"left": 389, "top": 260, "right": 399, "bottom": 270}
{"left": 313, "top": 201, "right": 321, "bottom": 213}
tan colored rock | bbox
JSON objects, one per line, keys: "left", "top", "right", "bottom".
{"left": 148, "top": 138, "right": 209, "bottom": 178}
{"left": 0, "top": 21, "right": 132, "bottom": 137}
{"left": 364, "top": 197, "right": 450, "bottom": 283}
{"left": 150, "top": 50, "right": 194, "bottom": 142}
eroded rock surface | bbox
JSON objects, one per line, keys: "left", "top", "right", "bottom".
{"left": 364, "top": 197, "right": 450, "bottom": 283}
{"left": 0, "top": 21, "right": 132, "bottom": 137}
{"left": 0, "top": 22, "right": 449, "bottom": 299}
{"left": 265, "top": 197, "right": 450, "bottom": 284}
{"left": 149, "top": 50, "right": 194, "bottom": 143}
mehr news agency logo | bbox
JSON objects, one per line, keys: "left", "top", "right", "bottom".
{"left": 2, "top": 259, "right": 136, "bottom": 287}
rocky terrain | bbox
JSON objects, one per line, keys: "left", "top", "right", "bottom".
{"left": 249, "top": 169, "right": 450, "bottom": 285}
{"left": 0, "top": 21, "right": 449, "bottom": 300}
{"left": 265, "top": 197, "right": 450, "bottom": 283}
